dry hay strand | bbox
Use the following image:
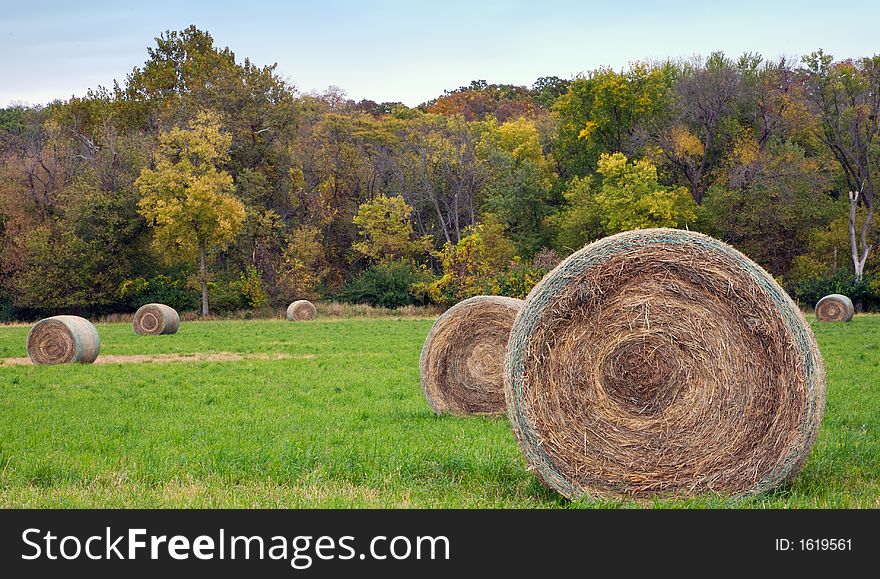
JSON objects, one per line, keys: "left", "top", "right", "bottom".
{"left": 504, "top": 228, "right": 826, "bottom": 500}
{"left": 420, "top": 295, "right": 524, "bottom": 415}
{"left": 287, "top": 300, "right": 317, "bottom": 321}
{"left": 133, "top": 303, "right": 180, "bottom": 335}
{"left": 26, "top": 315, "right": 100, "bottom": 365}
{"left": 815, "top": 294, "right": 854, "bottom": 322}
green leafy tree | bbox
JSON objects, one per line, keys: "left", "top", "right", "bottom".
{"left": 578, "top": 64, "right": 673, "bottom": 156}
{"left": 352, "top": 195, "right": 432, "bottom": 264}
{"left": 554, "top": 175, "right": 603, "bottom": 251}
{"left": 555, "top": 153, "right": 696, "bottom": 248}
{"left": 337, "top": 261, "right": 431, "bottom": 308}
{"left": 532, "top": 76, "right": 570, "bottom": 108}
{"left": 6, "top": 226, "right": 129, "bottom": 311}
{"left": 594, "top": 153, "right": 696, "bottom": 232}
{"left": 277, "top": 225, "right": 330, "bottom": 301}
{"left": 235, "top": 266, "right": 270, "bottom": 308}
{"left": 702, "top": 138, "right": 835, "bottom": 278}
{"left": 553, "top": 64, "right": 673, "bottom": 179}
{"left": 418, "top": 220, "right": 515, "bottom": 304}
{"left": 480, "top": 117, "right": 556, "bottom": 256}
{"left": 135, "top": 111, "right": 246, "bottom": 316}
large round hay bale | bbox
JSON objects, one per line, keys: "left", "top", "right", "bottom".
{"left": 286, "top": 300, "right": 317, "bottom": 321}
{"left": 815, "top": 294, "right": 854, "bottom": 322}
{"left": 504, "top": 228, "right": 826, "bottom": 500}
{"left": 26, "top": 315, "right": 100, "bottom": 365}
{"left": 133, "top": 303, "right": 180, "bottom": 335}
{"left": 420, "top": 295, "right": 524, "bottom": 415}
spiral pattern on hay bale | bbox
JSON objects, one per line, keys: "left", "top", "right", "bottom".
{"left": 815, "top": 294, "right": 854, "bottom": 322}
{"left": 504, "top": 228, "right": 826, "bottom": 500}
{"left": 286, "top": 300, "right": 317, "bottom": 321}
{"left": 133, "top": 303, "right": 180, "bottom": 335}
{"left": 420, "top": 295, "right": 524, "bottom": 415}
{"left": 26, "top": 315, "right": 100, "bottom": 365}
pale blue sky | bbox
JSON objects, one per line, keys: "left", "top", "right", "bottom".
{"left": 2, "top": 0, "right": 878, "bottom": 107}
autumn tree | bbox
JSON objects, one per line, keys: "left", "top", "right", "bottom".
{"left": 397, "top": 113, "right": 489, "bottom": 245}
{"left": 579, "top": 65, "right": 673, "bottom": 158}
{"left": 660, "top": 53, "right": 743, "bottom": 205}
{"left": 277, "top": 225, "right": 329, "bottom": 300}
{"left": 289, "top": 111, "right": 400, "bottom": 286}
{"left": 553, "top": 64, "right": 673, "bottom": 179}
{"left": 426, "top": 80, "right": 534, "bottom": 122}
{"left": 352, "top": 195, "right": 431, "bottom": 264}
{"left": 419, "top": 220, "right": 516, "bottom": 304}
{"left": 0, "top": 99, "right": 150, "bottom": 312}
{"left": 135, "top": 111, "right": 245, "bottom": 316}
{"left": 532, "top": 76, "right": 570, "bottom": 108}
{"left": 703, "top": 138, "right": 835, "bottom": 277}
{"left": 738, "top": 55, "right": 813, "bottom": 150}
{"left": 803, "top": 51, "right": 880, "bottom": 281}
{"left": 555, "top": 153, "right": 695, "bottom": 249}
{"left": 480, "top": 117, "right": 556, "bottom": 256}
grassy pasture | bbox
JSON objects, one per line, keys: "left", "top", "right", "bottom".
{"left": 0, "top": 316, "right": 877, "bottom": 508}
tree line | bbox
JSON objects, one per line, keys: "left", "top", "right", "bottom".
{"left": 1, "top": 26, "right": 878, "bottom": 319}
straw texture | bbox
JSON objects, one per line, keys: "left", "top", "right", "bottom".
{"left": 133, "top": 303, "right": 180, "bottom": 335}
{"left": 287, "top": 300, "right": 317, "bottom": 321}
{"left": 26, "top": 315, "right": 100, "bottom": 365}
{"left": 504, "top": 228, "right": 826, "bottom": 500}
{"left": 420, "top": 295, "right": 524, "bottom": 415}
{"left": 815, "top": 294, "right": 854, "bottom": 322}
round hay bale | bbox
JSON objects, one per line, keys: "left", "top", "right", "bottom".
{"left": 815, "top": 294, "right": 854, "bottom": 322}
{"left": 26, "top": 315, "right": 100, "bottom": 365}
{"left": 504, "top": 228, "right": 826, "bottom": 500}
{"left": 133, "top": 303, "right": 180, "bottom": 335}
{"left": 420, "top": 295, "right": 524, "bottom": 415}
{"left": 286, "top": 300, "right": 317, "bottom": 321}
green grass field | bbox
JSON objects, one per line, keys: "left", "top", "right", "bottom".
{"left": 0, "top": 315, "right": 877, "bottom": 508}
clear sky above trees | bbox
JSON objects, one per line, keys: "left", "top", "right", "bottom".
{"left": 4, "top": 0, "right": 880, "bottom": 107}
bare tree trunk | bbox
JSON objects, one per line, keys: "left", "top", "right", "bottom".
{"left": 199, "top": 241, "right": 209, "bottom": 317}
{"left": 849, "top": 190, "right": 874, "bottom": 282}
{"left": 427, "top": 187, "right": 451, "bottom": 245}
{"left": 849, "top": 190, "right": 861, "bottom": 279}
{"left": 452, "top": 189, "right": 461, "bottom": 240}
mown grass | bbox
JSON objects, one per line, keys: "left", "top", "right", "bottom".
{"left": 0, "top": 316, "right": 877, "bottom": 508}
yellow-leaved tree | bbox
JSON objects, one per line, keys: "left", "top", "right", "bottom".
{"left": 135, "top": 111, "right": 246, "bottom": 316}
{"left": 351, "top": 195, "right": 432, "bottom": 264}
{"left": 592, "top": 152, "right": 696, "bottom": 233}
{"left": 555, "top": 152, "right": 696, "bottom": 249}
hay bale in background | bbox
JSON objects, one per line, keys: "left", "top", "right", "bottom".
{"left": 26, "top": 315, "right": 100, "bottom": 365}
{"left": 286, "top": 300, "right": 317, "bottom": 321}
{"left": 420, "top": 295, "right": 524, "bottom": 415}
{"left": 815, "top": 294, "right": 854, "bottom": 322}
{"left": 133, "top": 303, "right": 180, "bottom": 335}
{"left": 504, "top": 228, "right": 826, "bottom": 499}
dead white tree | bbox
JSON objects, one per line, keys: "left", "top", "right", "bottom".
{"left": 849, "top": 187, "right": 876, "bottom": 282}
